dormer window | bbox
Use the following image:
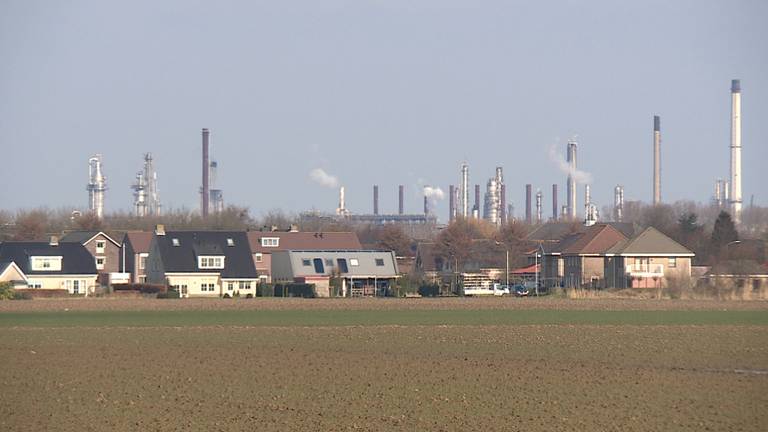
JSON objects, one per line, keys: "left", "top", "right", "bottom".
{"left": 31, "top": 256, "right": 63, "bottom": 271}
{"left": 261, "top": 237, "right": 279, "bottom": 247}
{"left": 198, "top": 256, "right": 225, "bottom": 269}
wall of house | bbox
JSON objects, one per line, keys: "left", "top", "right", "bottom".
{"left": 166, "top": 274, "right": 221, "bottom": 298}
{"left": 83, "top": 235, "right": 120, "bottom": 274}
{"left": 252, "top": 252, "right": 271, "bottom": 282}
{"left": 145, "top": 239, "right": 166, "bottom": 285}
{"left": 581, "top": 257, "right": 606, "bottom": 288}
{"left": 563, "top": 256, "right": 581, "bottom": 288}
{"left": 221, "top": 279, "right": 258, "bottom": 297}
{"left": 21, "top": 275, "right": 98, "bottom": 294}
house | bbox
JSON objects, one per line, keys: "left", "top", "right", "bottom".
{"left": 561, "top": 224, "right": 629, "bottom": 288}
{"left": 0, "top": 261, "right": 28, "bottom": 289}
{"left": 60, "top": 231, "right": 122, "bottom": 276}
{"left": 145, "top": 229, "right": 258, "bottom": 298}
{"left": 604, "top": 227, "right": 695, "bottom": 289}
{"left": 121, "top": 232, "right": 153, "bottom": 283}
{"left": 246, "top": 230, "right": 362, "bottom": 283}
{"left": 271, "top": 250, "right": 398, "bottom": 297}
{"left": 0, "top": 238, "right": 98, "bottom": 295}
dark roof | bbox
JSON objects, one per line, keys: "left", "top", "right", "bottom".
{"left": 156, "top": 231, "right": 257, "bottom": 278}
{"left": 123, "top": 232, "right": 153, "bottom": 254}
{"left": 0, "top": 242, "right": 97, "bottom": 275}
{"left": 526, "top": 223, "right": 585, "bottom": 242}
{"left": 61, "top": 231, "right": 120, "bottom": 247}
{"left": 247, "top": 231, "right": 362, "bottom": 253}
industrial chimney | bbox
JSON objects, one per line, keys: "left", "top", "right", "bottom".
{"left": 473, "top": 184, "right": 480, "bottom": 219}
{"left": 459, "top": 163, "right": 469, "bottom": 218}
{"left": 449, "top": 185, "right": 456, "bottom": 222}
{"left": 500, "top": 184, "right": 507, "bottom": 224}
{"left": 86, "top": 154, "right": 107, "bottom": 219}
{"left": 373, "top": 185, "right": 379, "bottom": 215}
{"left": 535, "top": 189, "right": 542, "bottom": 224}
{"left": 730, "top": 79, "right": 742, "bottom": 223}
{"left": 525, "top": 184, "right": 532, "bottom": 224}
{"left": 566, "top": 139, "right": 577, "bottom": 219}
{"left": 653, "top": 116, "right": 661, "bottom": 205}
{"left": 398, "top": 185, "right": 404, "bottom": 215}
{"left": 614, "top": 185, "right": 624, "bottom": 222}
{"left": 552, "top": 184, "right": 558, "bottom": 220}
{"left": 201, "top": 128, "right": 210, "bottom": 218}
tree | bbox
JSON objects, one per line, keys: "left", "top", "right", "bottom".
{"left": 674, "top": 212, "right": 707, "bottom": 263}
{"left": 12, "top": 210, "right": 49, "bottom": 240}
{"left": 376, "top": 225, "right": 412, "bottom": 257}
{"left": 434, "top": 219, "right": 473, "bottom": 271}
{"left": 710, "top": 211, "right": 739, "bottom": 263}
{"left": 74, "top": 212, "right": 104, "bottom": 231}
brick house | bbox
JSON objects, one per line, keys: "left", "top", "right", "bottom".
{"left": 121, "top": 232, "right": 153, "bottom": 283}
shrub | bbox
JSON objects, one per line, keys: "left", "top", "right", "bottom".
{"left": 274, "top": 283, "right": 316, "bottom": 298}
{"left": 257, "top": 283, "right": 275, "bottom": 297}
{"left": 157, "top": 288, "right": 180, "bottom": 299}
{"left": 417, "top": 284, "right": 440, "bottom": 297}
{"left": 113, "top": 283, "right": 166, "bottom": 294}
{"left": 0, "top": 282, "right": 16, "bottom": 300}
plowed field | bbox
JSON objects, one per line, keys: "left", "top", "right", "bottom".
{"left": 1, "top": 299, "right": 766, "bottom": 431}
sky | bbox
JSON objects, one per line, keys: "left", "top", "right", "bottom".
{"left": 1, "top": 0, "right": 766, "bottom": 222}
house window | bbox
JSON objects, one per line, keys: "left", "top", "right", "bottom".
{"left": 30, "top": 256, "right": 62, "bottom": 271}
{"left": 27, "top": 281, "right": 42, "bottom": 289}
{"left": 227, "top": 238, "right": 234, "bottom": 247}
{"left": 313, "top": 258, "right": 325, "bottom": 274}
{"left": 201, "top": 283, "right": 216, "bottom": 292}
{"left": 254, "top": 253, "right": 263, "bottom": 263}
{"left": 96, "top": 240, "right": 105, "bottom": 254}
{"left": 350, "top": 258, "right": 359, "bottom": 267}
{"left": 302, "top": 259, "right": 312, "bottom": 266}
{"left": 95, "top": 257, "right": 105, "bottom": 270}
{"left": 139, "top": 255, "right": 147, "bottom": 270}
{"left": 172, "top": 238, "right": 180, "bottom": 247}
{"left": 198, "top": 256, "right": 225, "bottom": 269}
{"left": 261, "top": 237, "right": 280, "bottom": 247}
{"left": 72, "top": 280, "right": 80, "bottom": 295}
{"left": 239, "top": 281, "right": 251, "bottom": 290}
{"left": 228, "top": 282, "right": 234, "bottom": 291}
{"left": 337, "top": 259, "right": 349, "bottom": 273}
{"left": 375, "top": 258, "right": 385, "bottom": 267}
{"left": 668, "top": 258, "right": 677, "bottom": 268}
{"left": 181, "top": 285, "right": 188, "bottom": 295}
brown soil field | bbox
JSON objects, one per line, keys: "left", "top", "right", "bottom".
{"left": 1, "top": 324, "right": 766, "bottom": 431}
{"left": 2, "top": 296, "right": 767, "bottom": 312}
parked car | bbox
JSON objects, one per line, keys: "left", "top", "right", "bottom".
{"left": 512, "top": 284, "right": 529, "bottom": 297}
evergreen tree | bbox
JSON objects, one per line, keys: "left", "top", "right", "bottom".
{"left": 710, "top": 211, "right": 738, "bottom": 262}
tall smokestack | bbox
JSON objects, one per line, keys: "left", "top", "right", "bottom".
{"left": 566, "top": 140, "right": 577, "bottom": 219}
{"left": 474, "top": 184, "right": 480, "bottom": 219}
{"left": 500, "top": 184, "right": 506, "bottom": 224}
{"left": 201, "top": 128, "right": 210, "bottom": 218}
{"left": 535, "top": 189, "right": 542, "bottom": 224}
{"left": 730, "top": 79, "right": 742, "bottom": 223}
{"left": 449, "top": 185, "right": 456, "bottom": 222}
{"left": 614, "top": 185, "right": 624, "bottom": 222}
{"left": 423, "top": 195, "right": 429, "bottom": 216}
{"left": 398, "top": 185, "right": 404, "bottom": 215}
{"left": 373, "top": 185, "right": 379, "bottom": 215}
{"left": 653, "top": 115, "right": 661, "bottom": 205}
{"left": 552, "top": 184, "right": 558, "bottom": 220}
{"left": 459, "top": 163, "right": 469, "bottom": 218}
{"left": 525, "top": 184, "right": 532, "bottom": 224}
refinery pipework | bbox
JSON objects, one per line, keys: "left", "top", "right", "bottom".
{"left": 86, "top": 154, "right": 107, "bottom": 219}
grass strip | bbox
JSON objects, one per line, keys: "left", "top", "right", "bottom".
{"left": 0, "top": 309, "right": 767, "bottom": 327}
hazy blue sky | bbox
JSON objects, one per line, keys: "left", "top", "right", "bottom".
{"left": 1, "top": 0, "right": 766, "bottom": 221}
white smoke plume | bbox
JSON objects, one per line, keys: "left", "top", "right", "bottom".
{"left": 547, "top": 144, "right": 593, "bottom": 184}
{"left": 423, "top": 186, "right": 445, "bottom": 200}
{"left": 309, "top": 168, "right": 339, "bottom": 188}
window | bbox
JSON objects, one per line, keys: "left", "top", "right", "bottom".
{"left": 139, "top": 254, "right": 148, "bottom": 270}
{"left": 261, "top": 237, "right": 280, "bottom": 247}
{"left": 313, "top": 258, "right": 325, "bottom": 274}
{"left": 96, "top": 240, "right": 105, "bottom": 254}
{"left": 302, "top": 259, "right": 312, "bottom": 267}
{"left": 201, "top": 283, "right": 216, "bottom": 292}
{"left": 198, "top": 256, "right": 225, "bottom": 269}
{"left": 172, "top": 238, "right": 180, "bottom": 247}
{"left": 226, "top": 238, "right": 234, "bottom": 247}
{"left": 95, "top": 257, "right": 105, "bottom": 270}
{"left": 350, "top": 258, "right": 359, "bottom": 267}
{"left": 27, "top": 281, "right": 42, "bottom": 289}
{"left": 181, "top": 285, "right": 188, "bottom": 295}
{"left": 30, "top": 256, "right": 62, "bottom": 271}
{"left": 337, "top": 259, "right": 349, "bottom": 273}
{"left": 239, "top": 281, "right": 251, "bottom": 290}
{"left": 254, "top": 253, "right": 263, "bottom": 263}
{"left": 72, "top": 280, "right": 80, "bottom": 295}
{"left": 375, "top": 258, "right": 385, "bottom": 267}
{"left": 668, "top": 258, "right": 677, "bottom": 268}
{"left": 228, "top": 282, "right": 234, "bottom": 291}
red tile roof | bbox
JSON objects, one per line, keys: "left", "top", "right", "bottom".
{"left": 561, "top": 224, "right": 627, "bottom": 255}
{"left": 247, "top": 231, "right": 362, "bottom": 253}
{"left": 124, "top": 232, "right": 153, "bottom": 254}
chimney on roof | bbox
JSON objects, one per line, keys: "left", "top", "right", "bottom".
{"left": 155, "top": 224, "right": 165, "bottom": 236}
{"left": 271, "top": 225, "right": 278, "bottom": 232}
{"left": 288, "top": 224, "right": 299, "bottom": 232}
{"left": 49, "top": 236, "right": 59, "bottom": 246}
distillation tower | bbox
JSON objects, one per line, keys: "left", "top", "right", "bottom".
{"left": 86, "top": 154, "right": 107, "bottom": 219}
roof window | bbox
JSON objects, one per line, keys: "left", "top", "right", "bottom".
{"left": 172, "top": 238, "right": 180, "bottom": 247}
{"left": 227, "top": 238, "right": 234, "bottom": 247}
